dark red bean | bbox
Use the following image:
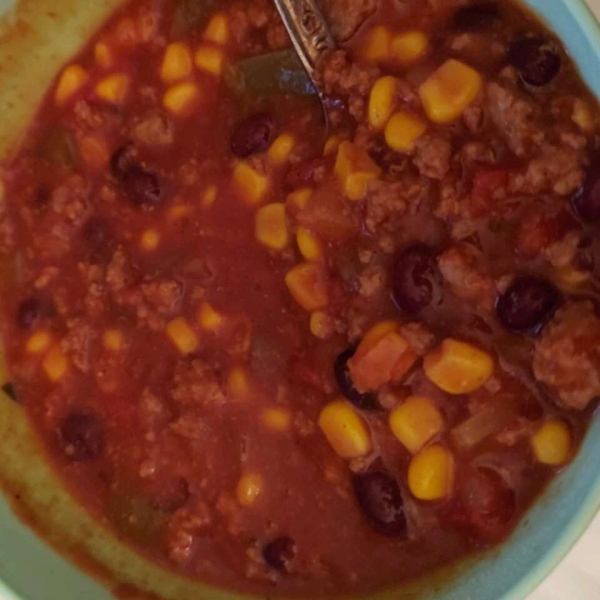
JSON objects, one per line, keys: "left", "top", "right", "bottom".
{"left": 263, "top": 536, "right": 296, "bottom": 572}
{"left": 453, "top": 2, "right": 501, "bottom": 30}
{"left": 152, "top": 477, "right": 190, "bottom": 512}
{"left": 573, "top": 155, "right": 600, "bottom": 221}
{"left": 353, "top": 471, "right": 407, "bottom": 536}
{"left": 111, "top": 146, "right": 161, "bottom": 208}
{"left": 16, "top": 297, "right": 43, "bottom": 330}
{"left": 496, "top": 276, "right": 560, "bottom": 334}
{"left": 59, "top": 413, "right": 105, "bottom": 461}
{"left": 82, "top": 217, "right": 114, "bottom": 262}
{"left": 230, "top": 113, "right": 274, "bottom": 158}
{"left": 334, "top": 348, "right": 378, "bottom": 410}
{"left": 507, "top": 37, "right": 561, "bottom": 86}
{"left": 392, "top": 244, "right": 442, "bottom": 315}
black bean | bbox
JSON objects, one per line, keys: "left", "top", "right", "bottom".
{"left": 59, "top": 413, "right": 105, "bottom": 461}
{"left": 262, "top": 536, "right": 296, "bottom": 572}
{"left": 334, "top": 348, "right": 379, "bottom": 410}
{"left": 507, "top": 36, "right": 561, "bottom": 86}
{"left": 111, "top": 145, "right": 162, "bottom": 208}
{"left": 572, "top": 155, "right": 600, "bottom": 221}
{"left": 453, "top": 2, "right": 501, "bottom": 30}
{"left": 16, "top": 297, "right": 43, "bottom": 330}
{"left": 353, "top": 471, "right": 407, "bottom": 536}
{"left": 496, "top": 276, "right": 560, "bottom": 334}
{"left": 82, "top": 217, "right": 114, "bottom": 262}
{"left": 230, "top": 114, "right": 274, "bottom": 158}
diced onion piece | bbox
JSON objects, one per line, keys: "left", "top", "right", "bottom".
{"left": 451, "top": 400, "right": 516, "bottom": 451}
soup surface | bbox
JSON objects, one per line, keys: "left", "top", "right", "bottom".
{"left": 1, "top": 0, "right": 599, "bottom": 596}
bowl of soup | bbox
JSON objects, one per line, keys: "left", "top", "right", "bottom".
{"left": 0, "top": 0, "right": 598, "bottom": 599}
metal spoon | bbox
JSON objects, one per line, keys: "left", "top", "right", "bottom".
{"left": 273, "top": 0, "right": 336, "bottom": 128}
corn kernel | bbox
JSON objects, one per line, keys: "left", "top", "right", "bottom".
{"left": 554, "top": 264, "right": 590, "bottom": 291}
{"left": 161, "top": 42, "right": 193, "bottom": 83}
{"left": 368, "top": 76, "right": 397, "bottom": 131}
{"left": 310, "top": 310, "right": 332, "bottom": 339}
{"left": 285, "top": 262, "right": 329, "bottom": 311}
{"left": 140, "top": 229, "right": 160, "bottom": 252}
{"left": 262, "top": 407, "right": 292, "bottom": 432}
{"left": 531, "top": 419, "right": 571, "bottom": 466}
{"left": 195, "top": 45, "right": 224, "bottom": 76}
{"left": 408, "top": 444, "right": 454, "bottom": 501}
{"left": 55, "top": 65, "right": 89, "bottom": 105}
{"left": 228, "top": 366, "right": 250, "bottom": 399}
{"left": 286, "top": 188, "right": 313, "bottom": 211}
{"left": 233, "top": 162, "right": 269, "bottom": 205}
{"left": 268, "top": 134, "right": 295, "bottom": 164}
{"left": 419, "top": 59, "right": 482, "bottom": 123}
{"left": 424, "top": 339, "right": 493, "bottom": 395}
{"left": 96, "top": 73, "right": 130, "bottom": 104}
{"left": 168, "top": 204, "right": 193, "bottom": 222}
{"left": 163, "top": 82, "right": 201, "bottom": 116}
{"left": 572, "top": 99, "right": 595, "bottom": 133}
{"left": 202, "top": 185, "right": 217, "bottom": 208}
{"left": 334, "top": 141, "right": 381, "bottom": 201}
{"left": 391, "top": 31, "right": 429, "bottom": 63}
{"left": 297, "top": 227, "right": 323, "bottom": 261}
{"left": 79, "top": 135, "right": 110, "bottom": 171}
{"left": 42, "top": 345, "right": 69, "bottom": 382}
{"left": 198, "top": 301, "right": 225, "bottom": 331}
{"left": 255, "top": 203, "right": 289, "bottom": 250}
{"left": 236, "top": 472, "right": 263, "bottom": 506}
{"left": 166, "top": 317, "right": 198, "bottom": 355}
{"left": 103, "top": 329, "right": 124, "bottom": 352}
{"left": 318, "top": 399, "right": 372, "bottom": 459}
{"left": 204, "top": 13, "right": 229, "bottom": 45}
{"left": 389, "top": 396, "right": 444, "bottom": 454}
{"left": 323, "top": 134, "right": 343, "bottom": 156}
{"left": 363, "top": 26, "right": 392, "bottom": 61}
{"left": 27, "top": 331, "right": 52, "bottom": 355}
{"left": 94, "top": 42, "right": 113, "bottom": 69}
{"left": 385, "top": 111, "right": 428, "bottom": 152}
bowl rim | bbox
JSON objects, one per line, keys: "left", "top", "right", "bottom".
{"left": 0, "top": 1, "right": 599, "bottom": 600}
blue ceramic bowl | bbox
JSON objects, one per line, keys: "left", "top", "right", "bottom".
{"left": 0, "top": 1, "right": 598, "bottom": 599}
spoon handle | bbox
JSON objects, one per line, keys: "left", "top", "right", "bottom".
{"left": 273, "top": 0, "right": 336, "bottom": 83}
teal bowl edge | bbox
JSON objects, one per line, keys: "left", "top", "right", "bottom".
{"left": 0, "top": 1, "right": 598, "bottom": 600}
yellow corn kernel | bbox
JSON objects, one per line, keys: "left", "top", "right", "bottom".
{"left": 572, "top": 99, "right": 595, "bottom": 133}
{"left": 419, "top": 59, "right": 482, "bottom": 123}
{"left": 202, "top": 185, "right": 217, "bottom": 208}
{"left": 55, "top": 65, "right": 89, "bottom": 105}
{"left": 389, "top": 396, "right": 444, "bottom": 454}
{"left": 94, "top": 42, "right": 113, "bottom": 69}
{"left": 255, "top": 203, "right": 289, "bottom": 250}
{"left": 268, "top": 134, "right": 295, "bottom": 164}
{"left": 424, "top": 339, "right": 493, "bottom": 395}
{"left": 286, "top": 187, "right": 313, "bottom": 211}
{"left": 368, "top": 76, "right": 397, "bottom": 131}
{"left": 236, "top": 472, "right": 263, "bottom": 506}
{"left": 103, "top": 329, "right": 124, "bottom": 352}
{"left": 79, "top": 135, "right": 110, "bottom": 171}
{"left": 262, "top": 407, "right": 292, "bottom": 432}
{"left": 42, "top": 345, "right": 69, "bottom": 382}
{"left": 391, "top": 31, "right": 429, "bottom": 63}
{"left": 96, "top": 73, "right": 129, "bottom": 104}
{"left": 310, "top": 310, "right": 332, "bottom": 340}
{"left": 285, "top": 262, "right": 329, "bottom": 311}
{"left": 198, "top": 301, "right": 224, "bottom": 331}
{"left": 408, "top": 444, "right": 454, "bottom": 501}
{"left": 554, "top": 264, "right": 590, "bottom": 290}
{"left": 385, "top": 111, "right": 428, "bottom": 153}
{"left": 233, "top": 162, "right": 269, "bottom": 205}
{"left": 318, "top": 399, "right": 372, "bottom": 459}
{"left": 531, "top": 419, "right": 571, "bottom": 466}
{"left": 228, "top": 366, "right": 250, "bottom": 399}
{"left": 166, "top": 317, "right": 198, "bottom": 355}
{"left": 163, "top": 82, "right": 201, "bottom": 116}
{"left": 168, "top": 204, "right": 193, "bottom": 222}
{"left": 363, "top": 26, "right": 392, "bottom": 61}
{"left": 323, "top": 134, "right": 343, "bottom": 157}
{"left": 195, "top": 45, "right": 224, "bottom": 76}
{"left": 297, "top": 227, "right": 324, "bottom": 261}
{"left": 334, "top": 141, "right": 382, "bottom": 201}
{"left": 204, "top": 13, "right": 229, "bottom": 45}
{"left": 161, "top": 42, "right": 193, "bottom": 83}
{"left": 140, "top": 229, "right": 160, "bottom": 252}
{"left": 27, "top": 331, "right": 52, "bottom": 355}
